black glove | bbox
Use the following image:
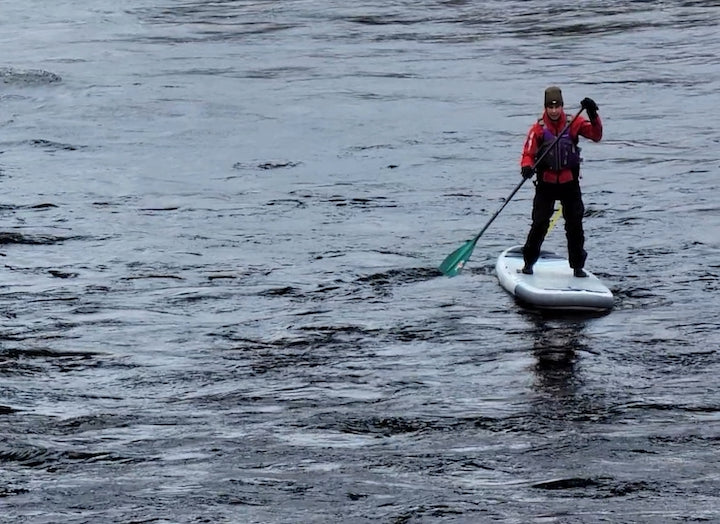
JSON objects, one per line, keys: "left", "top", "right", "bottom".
{"left": 581, "top": 97, "right": 599, "bottom": 121}
{"left": 521, "top": 166, "right": 534, "bottom": 179}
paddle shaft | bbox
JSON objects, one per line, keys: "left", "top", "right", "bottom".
{"left": 547, "top": 204, "right": 563, "bottom": 234}
{"left": 469, "top": 106, "right": 585, "bottom": 245}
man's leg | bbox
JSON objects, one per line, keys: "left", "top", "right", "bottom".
{"left": 523, "top": 185, "right": 555, "bottom": 270}
{"left": 562, "top": 183, "right": 587, "bottom": 270}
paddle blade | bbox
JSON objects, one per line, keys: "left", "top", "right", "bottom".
{"left": 438, "top": 239, "right": 477, "bottom": 277}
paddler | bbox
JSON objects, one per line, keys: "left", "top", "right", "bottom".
{"left": 519, "top": 86, "right": 603, "bottom": 277}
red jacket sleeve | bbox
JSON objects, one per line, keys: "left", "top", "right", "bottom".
{"left": 520, "top": 121, "right": 543, "bottom": 168}
{"left": 573, "top": 115, "right": 603, "bottom": 142}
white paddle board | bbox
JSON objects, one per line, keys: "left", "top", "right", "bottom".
{"left": 496, "top": 246, "right": 613, "bottom": 312}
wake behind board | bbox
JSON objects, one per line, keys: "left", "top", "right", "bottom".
{"left": 496, "top": 246, "right": 613, "bottom": 312}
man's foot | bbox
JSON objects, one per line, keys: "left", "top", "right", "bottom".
{"left": 573, "top": 268, "right": 588, "bottom": 278}
{"left": 521, "top": 265, "right": 533, "bottom": 275}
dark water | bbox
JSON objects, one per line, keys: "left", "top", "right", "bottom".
{"left": 2, "top": 1, "right": 720, "bottom": 522}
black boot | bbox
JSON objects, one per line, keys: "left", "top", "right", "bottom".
{"left": 521, "top": 265, "right": 534, "bottom": 275}
{"left": 573, "top": 268, "right": 588, "bottom": 278}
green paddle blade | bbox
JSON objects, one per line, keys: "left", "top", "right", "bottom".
{"left": 438, "top": 239, "right": 478, "bottom": 277}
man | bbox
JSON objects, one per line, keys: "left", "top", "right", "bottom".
{"left": 520, "top": 86, "right": 602, "bottom": 277}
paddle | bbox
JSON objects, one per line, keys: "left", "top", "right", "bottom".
{"left": 547, "top": 204, "right": 563, "bottom": 234}
{"left": 438, "top": 106, "right": 585, "bottom": 277}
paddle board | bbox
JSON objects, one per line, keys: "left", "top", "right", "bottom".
{"left": 495, "top": 246, "right": 613, "bottom": 312}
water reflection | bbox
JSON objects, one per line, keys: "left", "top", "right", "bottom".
{"left": 527, "top": 315, "right": 589, "bottom": 413}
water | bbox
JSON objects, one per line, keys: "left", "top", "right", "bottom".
{"left": 1, "top": 1, "right": 720, "bottom": 522}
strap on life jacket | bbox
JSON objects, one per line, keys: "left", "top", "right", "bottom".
{"left": 537, "top": 115, "right": 573, "bottom": 130}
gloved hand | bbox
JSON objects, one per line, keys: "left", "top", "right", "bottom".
{"left": 581, "top": 97, "right": 599, "bottom": 121}
{"left": 521, "top": 166, "right": 534, "bottom": 179}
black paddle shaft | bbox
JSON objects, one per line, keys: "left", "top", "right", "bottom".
{"left": 471, "top": 107, "right": 586, "bottom": 244}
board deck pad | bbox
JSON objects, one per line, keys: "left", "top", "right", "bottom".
{"left": 495, "top": 246, "right": 613, "bottom": 312}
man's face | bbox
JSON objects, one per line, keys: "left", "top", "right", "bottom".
{"left": 546, "top": 103, "right": 563, "bottom": 121}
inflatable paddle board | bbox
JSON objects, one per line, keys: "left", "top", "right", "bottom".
{"left": 496, "top": 246, "right": 613, "bottom": 312}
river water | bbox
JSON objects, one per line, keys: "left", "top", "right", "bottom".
{"left": 1, "top": 1, "right": 719, "bottom": 523}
